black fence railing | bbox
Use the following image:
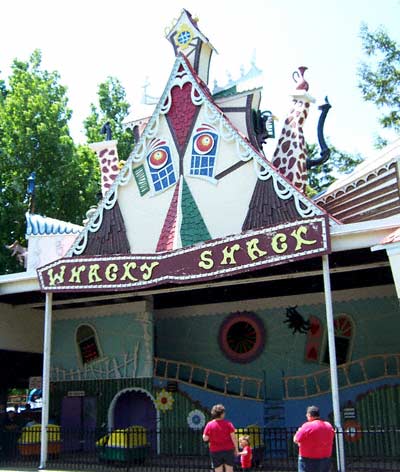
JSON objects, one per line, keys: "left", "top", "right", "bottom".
{"left": 0, "top": 426, "right": 399, "bottom": 471}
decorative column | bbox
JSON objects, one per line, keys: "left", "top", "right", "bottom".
{"left": 322, "top": 256, "right": 346, "bottom": 472}
{"left": 89, "top": 140, "right": 120, "bottom": 196}
{"left": 39, "top": 292, "right": 53, "bottom": 469}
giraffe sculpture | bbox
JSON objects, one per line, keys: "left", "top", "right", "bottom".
{"left": 272, "top": 66, "right": 315, "bottom": 193}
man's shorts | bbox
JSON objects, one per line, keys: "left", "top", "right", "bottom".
{"left": 210, "top": 449, "right": 235, "bottom": 468}
{"left": 298, "top": 456, "right": 332, "bottom": 472}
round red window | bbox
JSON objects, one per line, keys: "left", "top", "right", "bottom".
{"left": 194, "top": 133, "right": 214, "bottom": 154}
{"left": 148, "top": 148, "right": 168, "bottom": 169}
{"left": 218, "top": 312, "right": 265, "bottom": 363}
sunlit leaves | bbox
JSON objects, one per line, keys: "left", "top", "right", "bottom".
{"left": 83, "top": 76, "right": 135, "bottom": 160}
{"left": 358, "top": 23, "right": 400, "bottom": 142}
{"left": 0, "top": 50, "right": 100, "bottom": 274}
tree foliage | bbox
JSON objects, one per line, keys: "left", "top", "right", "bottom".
{"left": 358, "top": 23, "right": 400, "bottom": 142}
{"left": 0, "top": 50, "right": 100, "bottom": 274}
{"left": 306, "top": 142, "right": 363, "bottom": 196}
{"left": 84, "top": 76, "right": 135, "bottom": 160}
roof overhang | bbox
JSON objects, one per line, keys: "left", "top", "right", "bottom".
{"left": 330, "top": 216, "right": 400, "bottom": 252}
{"left": 0, "top": 270, "right": 40, "bottom": 296}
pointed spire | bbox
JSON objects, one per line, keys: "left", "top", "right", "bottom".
{"left": 165, "top": 9, "right": 216, "bottom": 84}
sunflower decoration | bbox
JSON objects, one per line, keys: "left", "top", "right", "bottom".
{"left": 155, "top": 389, "right": 174, "bottom": 412}
{"left": 187, "top": 409, "right": 206, "bottom": 430}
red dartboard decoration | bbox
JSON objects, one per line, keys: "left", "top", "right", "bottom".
{"left": 343, "top": 420, "right": 362, "bottom": 443}
{"left": 218, "top": 312, "right": 266, "bottom": 363}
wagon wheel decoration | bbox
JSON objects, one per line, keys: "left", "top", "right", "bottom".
{"left": 218, "top": 312, "right": 265, "bottom": 363}
{"left": 227, "top": 321, "right": 256, "bottom": 354}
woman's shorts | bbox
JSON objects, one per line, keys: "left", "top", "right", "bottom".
{"left": 298, "top": 457, "right": 332, "bottom": 472}
{"left": 210, "top": 449, "right": 235, "bottom": 468}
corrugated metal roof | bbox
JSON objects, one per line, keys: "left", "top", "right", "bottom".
{"left": 316, "top": 139, "right": 400, "bottom": 223}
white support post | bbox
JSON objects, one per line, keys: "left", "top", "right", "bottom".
{"left": 39, "top": 292, "right": 53, "bottom": 470}
{"left": 322, "top": 255, "right": 345, "bottom": 472}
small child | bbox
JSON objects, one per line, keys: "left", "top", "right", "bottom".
{"left": 238, "top": 435, "right": 252, "bottom": 470}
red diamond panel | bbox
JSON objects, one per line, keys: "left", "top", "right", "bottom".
{"left": 167, "top": 82, "right": 198, "bottom": 151}
{"left": 156, "top": 179, "right": 181, "bottom": 252}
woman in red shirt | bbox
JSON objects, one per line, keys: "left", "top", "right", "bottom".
{"left": 203, "top": 404, "right": 239, "bottom": 472}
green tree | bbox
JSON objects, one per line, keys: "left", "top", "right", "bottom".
{"left": 358, "top": 23, "right": 400, "bottom": 145}
{"left": 84, "top": 76, "right": 135, "bottom": 160}
{"left": 306, "top": 142, "right": 363, "bottom": 196}
{"left": 0, "top": 50, "right": 100, "bottom": 274}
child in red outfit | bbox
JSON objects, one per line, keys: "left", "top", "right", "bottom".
{"left": 238, "top": 435, "right": 252, "bottom": 470}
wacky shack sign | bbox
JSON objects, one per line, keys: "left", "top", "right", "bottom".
{"left": 37, "top": 217, "right": 330, "bottom": 293}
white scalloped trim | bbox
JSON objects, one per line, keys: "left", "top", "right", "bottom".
{"left": 67, "top": 55, "right": 325, "bottom": 257}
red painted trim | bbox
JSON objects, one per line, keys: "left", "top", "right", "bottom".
{"left": 156, "top": 180, "right": 181, "bottom": 252}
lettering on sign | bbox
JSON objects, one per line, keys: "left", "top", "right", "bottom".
{"left": 37, "top": 217, "right": 330, "bottom": 292}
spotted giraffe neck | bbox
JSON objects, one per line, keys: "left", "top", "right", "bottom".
{"left": 89, "top": 140, "right": 120, "bottom": 196}
{"left": 272, "top": 95, "right": 313, "bottom": 192}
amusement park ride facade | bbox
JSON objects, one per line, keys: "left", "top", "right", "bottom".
{"left": 1, "top": 10, "right": 400, "bottom": 471}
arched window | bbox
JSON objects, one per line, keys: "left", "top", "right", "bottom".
{"left": 76, "top": 324, "right": 101, "bottom": 365}
{"left": 323, "top": 315, "right": 354, "bottom": 365}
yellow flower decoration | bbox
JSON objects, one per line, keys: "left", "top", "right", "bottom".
{"left": 174, "top": 24, "right": 193, "bottom": 50}
{"left": 155, "top": 389, "right": 174, "bottom": 412}
{"left": 117, "top": 160, "right": 126, "bottom": 170}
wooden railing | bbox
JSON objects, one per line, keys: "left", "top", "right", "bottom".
{"left": 153, "top": 357, "right": 263, "bottom": 400}
{"left": 283, "top": 353, "right": 400, "bottom": 400}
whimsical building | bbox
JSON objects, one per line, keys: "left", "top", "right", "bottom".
{"left": 1, "top": 9, "right": 400, "bottom": 467}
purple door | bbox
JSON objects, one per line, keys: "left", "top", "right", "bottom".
{"left": 61, "top": 397, "right": 97, "bottom": 451}
{"left": 113, "top": 391, "right": 157, "bottom": 450}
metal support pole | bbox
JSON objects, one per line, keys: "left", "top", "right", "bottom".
{"left": 39, "top": 292, "right": 53, "bottom": 469}
{"left": 322, "top": 255, "right": 345, "bottom": 472}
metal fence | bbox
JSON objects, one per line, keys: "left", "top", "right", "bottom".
{"left": 0, "top": 426, "right": 399, "bottom": 471}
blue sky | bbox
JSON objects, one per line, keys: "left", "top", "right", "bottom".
{"left": 1, "top": 0, "right": 399, "bottom": 158}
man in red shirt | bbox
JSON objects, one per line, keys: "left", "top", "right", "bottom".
{"left": 203, "top": 404, "right": 239, "bottom": 472}
{"left": 294, "top": 406, "right": 335, "bottom": 472}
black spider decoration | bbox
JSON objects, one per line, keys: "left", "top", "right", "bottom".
{"left": 284, "top": 306, "right": 311, "bottom": 334}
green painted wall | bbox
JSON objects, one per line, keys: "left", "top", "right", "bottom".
{"left": 156, "top": 295, "right": 400, "bottom": 399}
{"left": 52, "top": 312, "right": 153, "bottom": 378}
{"left": 51, "top": 379, "right": 209, "bottom": 453}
